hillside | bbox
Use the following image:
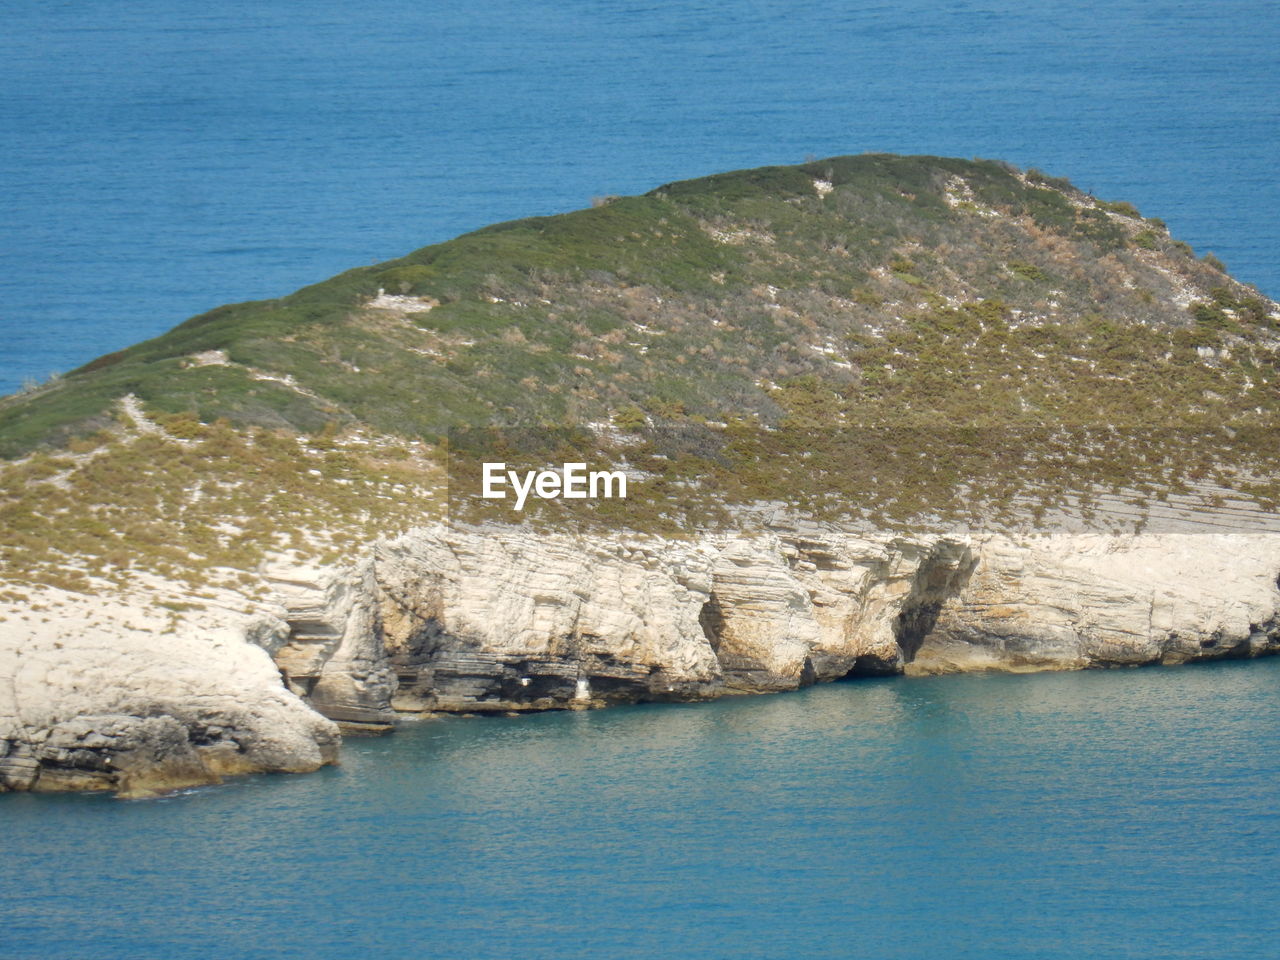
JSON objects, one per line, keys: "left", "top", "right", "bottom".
{"left": 2, "top": 154, "right": 1279, "bottom": 594}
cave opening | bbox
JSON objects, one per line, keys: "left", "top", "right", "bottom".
{"left": 839, "top": 598, "right": 947, "bottom": 679}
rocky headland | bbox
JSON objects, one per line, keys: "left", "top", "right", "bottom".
{"left": 5, "top": 519, "right": 1279, "bottom": 796}
{"left": 2, "top": 154, "right": 1279, "bottom": 795}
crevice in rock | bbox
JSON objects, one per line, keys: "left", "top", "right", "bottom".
{"left": 895, "top": 600, "right": 946, "bottom": 662}
{"left": 698, "top": 595, "right": 726, "bottom": 653}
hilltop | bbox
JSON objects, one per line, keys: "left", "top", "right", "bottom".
{"left": 4, "top": 154, "right": 1276, "bottom": 449}
{"left": 2, "top": 154, "right": 1279, "bottom": 593}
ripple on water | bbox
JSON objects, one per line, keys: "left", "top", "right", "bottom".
{"left": 3, "top": 658, "right": 1280, "bottom": 959}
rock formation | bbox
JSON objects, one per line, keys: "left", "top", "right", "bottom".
{"left": 918, "top": 533, "right": 1280, "bottom": 672}
{"left": 0, "top": 605, "right": 340, "bottom": 797}
{"left": 4, "top": 520, "right": 1279, "bottom": 797}
{"left": 263, "top": 523, "right": 1280, "bottom": 720}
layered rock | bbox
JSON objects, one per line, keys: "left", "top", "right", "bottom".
{"left": 700, "top": 532, "right": 976, "bottom": 688}
{"left": 263, "top": 523, "right": 1280, "bottom": 723}
{"left": 264, "top": 560, "right": 397, "bottom": 727}
{"left": 372, "top": 526, "right": 721, "bottom": 711}
{"left": 0, "top": 598, "right": 340, "bottom": 797}
{"left": 6, "top": 523, "right": 1279, "bottom": 798}
{"left": 358, "top": 524, "right": 983, "bottom": 711}
{"left": 915, "top": 533, "right": 1280, "bottom": 673}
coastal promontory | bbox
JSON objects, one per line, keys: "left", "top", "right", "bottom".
{"left": 3, "top": 155, "right": 1278, "bottom": 795}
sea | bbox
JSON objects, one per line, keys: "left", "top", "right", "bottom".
{"left": 5, "top": 661, "right": 1280, "bottom": 959}
{"left": 2, "top": 2, "right": 1279, "bottom": 957}
{"left": 2, "top": 1, "right": 1279, "bottom": 394}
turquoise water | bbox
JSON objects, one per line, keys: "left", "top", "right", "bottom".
{"left": 2, "top": 0, "right": 1278, "bottom": 393}
{"left": 4, "top": 660, "right": 1280, "bottom": 958}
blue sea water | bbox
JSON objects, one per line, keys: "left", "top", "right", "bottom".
{"left": 1, "top": 1, "right": 1278, "bottom": 394}
{"left": 4, "top": 660, "right": 1280, "bottom": 959}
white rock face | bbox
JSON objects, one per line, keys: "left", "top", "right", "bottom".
{"left": 703, "top": 532, "right": 976, "bottom": 687}
{"left": 265, "top": 560, "right": 396, "bottom": 725}
{"left": 260, "top": 523, "right": 979, "bottom": 712}
{"left": 371, "top": 525, "right": 722, "bottom": 710}
{"left": 0, "top": 586, "right": 339, "bottom": 796}
{"left": 264, "top": 523, "right": 1280, "bottom": 718}
{"left": 5, "top": 523, "right": 1279, "bottom": 796}
{"left": 703, "top": 535, "right": 821, "bottom": 689}
{"left": 917, "top": 533, "right": 1280, "bottom": 673}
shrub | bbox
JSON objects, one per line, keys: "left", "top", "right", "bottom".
{"left": 156, "top": 411, "right": 205, "bottom": 440}
{"left": 1098, "top": 200, "right": 1142, "bottom": 218}
{"left": 1008, "top": 261, "right": 1048, "bottom": 282}
{"left": 612, "top": 405, "right": 647, "bottom": 431}
{"left": 1024, "top": 168, "right": 1073, "bottom": 191}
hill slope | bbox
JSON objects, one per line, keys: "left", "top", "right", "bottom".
{"left": 2, "top": 154, "right": 1279, "bottom": 591}
{"left": 5, "top": 154, "right": 1276, "bottom": 447}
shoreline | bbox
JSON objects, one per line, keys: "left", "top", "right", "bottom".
{"left": 5, "top": 522, "right": 1279, "bottom": 797}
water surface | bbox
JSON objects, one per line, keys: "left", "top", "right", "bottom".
{"left": 4, "top": 659, "right": 1279, "bottom": 959}
{"left": 2, "top": 0, "right": 1278, "bottom": 392}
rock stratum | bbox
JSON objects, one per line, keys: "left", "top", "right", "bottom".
{"left": 2, "top": 154, "right": 1280, "bottom": 795}
{"left": 266, "top": 525, "right": 1280, "bottom": 714}
{"left": 5, "top": 522, "right": 1278, "bottom": 796}
{"left": 0, "top": 605, "right": 339, "bottom": 797}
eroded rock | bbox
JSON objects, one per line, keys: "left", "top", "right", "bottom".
{"left": 8, "top": 523, "right": 1279, "bottom": 797}
{"left": 0, "top": 617, "right": 340, "bottom": 797}
{"left": 262, "top": 523, "right": 1280, "bottom": 721}
{"left": 915, "top": 533, "right": 1280, "bottom": 673}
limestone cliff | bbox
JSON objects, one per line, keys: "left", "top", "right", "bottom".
{"left": 265, "top": 523, "right": 1280, "bottom": 720}
{"left": 918, "top": 533, "right": 1280, "bottom": 672}
{"left": 4, "top": 521, "right": 1279, "bottom": 796}
{"left": 0, "top": 593, "right": 339, "bottom": 797}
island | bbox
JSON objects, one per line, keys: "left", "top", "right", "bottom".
{"left": 2, "top": 154, "right": 1278, "bottom": 797}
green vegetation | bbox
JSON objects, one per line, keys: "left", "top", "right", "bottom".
{"left": 1097, "top": 199, "right": 1142, "bottom": 218}
{"left": 1, "top": 153, "right": 1277, "bottom": 585}
{"left": 1, "top": 421, "right": 441, "bottom": 593}
{"left": 1007, "top": 261, "right": 1049, "bottom": 282}
{"left": 1132, "top": 229, "right": 1159, "bottom": 250}
{"left": 4, "top": 153, "right": 1230, "bottom": 457}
